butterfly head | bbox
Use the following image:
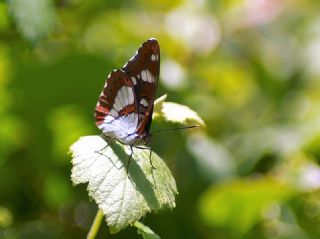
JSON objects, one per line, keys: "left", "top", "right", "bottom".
{"left": 136, "top": 131, "right": 152, "bottom": 145}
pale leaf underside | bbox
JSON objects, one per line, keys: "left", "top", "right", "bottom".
{"left": 70, "top": 136, "right": 177, "bottom": 233}
{"left": 153, "top": 95, "right": 206, "bottom": 127}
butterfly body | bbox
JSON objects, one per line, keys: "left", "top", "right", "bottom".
{"left": 95, "top": 39, "right": 160, "bottom": 146}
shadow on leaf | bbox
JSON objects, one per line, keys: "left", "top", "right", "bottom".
{"left": 109, "top": 142, "right": 160, "bottom": 209}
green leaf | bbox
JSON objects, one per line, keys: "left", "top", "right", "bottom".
{"left": 8, "top": 0, "right": 56, "bottom": 42}
{"left": 0, "top": 206, "right": 13, "bottom": 228}
{"left": 153, "top": 94, "right": 167, "bottom": 114}
{"left": 0, "top": 2, "right": 9, "bottom": 31}
{"left": 70, "top": 136, "right": 178, "bottom": 233}
{"left": 198, "top": 177, "right": 295, "bottom": 235}
{"left": 153, "top": 95, "right": 205, "bottom": 127}
{"left": 134, "top": 221, "right": 161, "bottom": 239}
{"left": 46, "top": 105, "right": 94, "bottom": 160}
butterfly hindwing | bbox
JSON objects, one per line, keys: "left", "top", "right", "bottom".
{"left": 95, "top": 70, "right": 140, "bottom": 143}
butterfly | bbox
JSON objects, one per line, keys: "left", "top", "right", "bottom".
{"left": 95, "top": 39, "right": 160, "bottom": 147}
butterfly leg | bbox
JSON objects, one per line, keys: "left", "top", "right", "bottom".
{"left": 94, "top": 143, "right": 109, "bottom": 155}
{"left": 133, "top": 146, "right": 155, "bottom": 170}
{"left": 148, "top": 148, "right": 156, "bottom": 170}
{"left": 95, "top": 143, "right": 113, "bottom": 164}
{"left": 126, "top": 145, "right": 134, "bottom": 174}
{"left": 95, "top": 143, "right": 123, "bottom": 170}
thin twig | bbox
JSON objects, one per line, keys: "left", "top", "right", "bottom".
{"left": 87, "top": 209, "right": 104, "bottom": 239}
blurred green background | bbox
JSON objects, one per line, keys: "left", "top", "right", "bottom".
{"left": 1, "top": 0, "right": 320, "bottom": 238}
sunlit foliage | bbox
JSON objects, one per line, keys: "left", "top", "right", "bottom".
{"left": 1, "top": 0, "right": 320, "bottom": 238}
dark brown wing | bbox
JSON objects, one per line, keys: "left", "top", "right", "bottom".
{"left": 95, "top": 70, "right": 138, "bottom": 141}
{"left": 121, "top": 38, "right": 160, "bottom": 135}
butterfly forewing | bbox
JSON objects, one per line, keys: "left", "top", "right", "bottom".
{"left": 95, "top": 39, "right": 160, "bottom": 145}
{"left": 122, "top": 39, "right": 160, "bottom": 135}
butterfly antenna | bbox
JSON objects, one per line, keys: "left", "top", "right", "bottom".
{"left": 151, "top": 125, "right": 199, "bottom": 135}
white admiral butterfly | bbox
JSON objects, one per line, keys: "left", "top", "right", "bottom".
{"left": 95, "top": 38, "right": 160, "bottom": 146}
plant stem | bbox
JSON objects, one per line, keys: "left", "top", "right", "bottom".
{"left": 87, "top": 209, "right": 104, "bottom": 239}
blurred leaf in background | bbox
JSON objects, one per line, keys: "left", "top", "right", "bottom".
{"left": 8, "top": 0, "right": 57, "bottom": 43}
{"left": 199, "top": 177, "right": 295, "bottom": 236}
